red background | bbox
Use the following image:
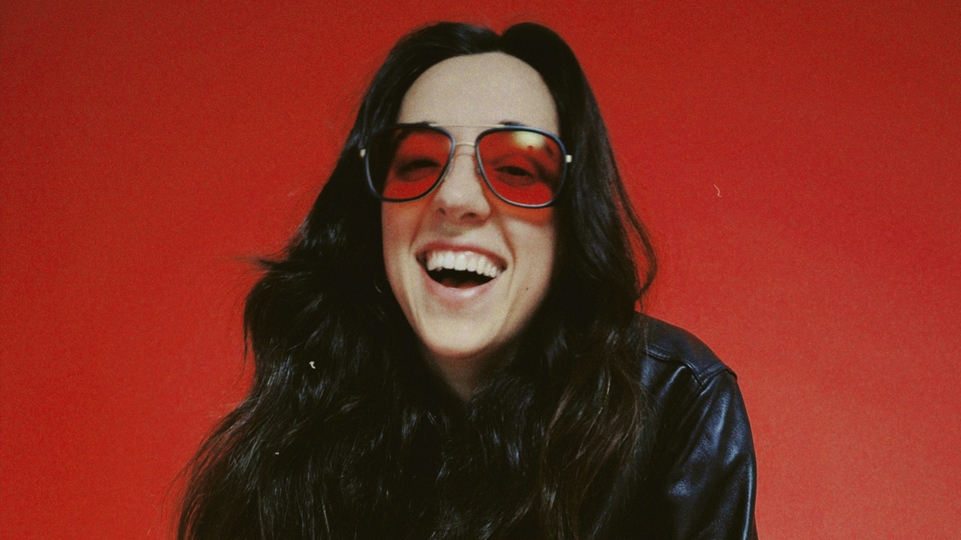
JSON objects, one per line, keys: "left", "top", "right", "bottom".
{"left": 2, "top": 1, "right": 959, "bottom": 538}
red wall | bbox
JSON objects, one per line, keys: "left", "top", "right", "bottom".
{"left": 2, "top": 2, "right": 959, "bottom": 538}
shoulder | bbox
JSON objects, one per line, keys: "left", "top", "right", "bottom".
{"left": 632, "top": 314, "right": 744, "bottom": 422}
{"left": 636, "top": 314, "right": 734, "bottom": 386}
{"left": 615, "top": 315, "right": 758, "bottom": 539}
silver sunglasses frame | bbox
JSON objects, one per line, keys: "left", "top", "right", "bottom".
{"left": 360, "top": 123, "right": 573, "bottom": 209}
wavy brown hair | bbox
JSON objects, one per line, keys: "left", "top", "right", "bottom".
{"left": 178, "top": 22, "right": 656, "bottom": 540}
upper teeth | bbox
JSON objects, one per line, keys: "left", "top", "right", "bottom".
{"left": 425, "top": 250, "right": 502, "bottom": 278}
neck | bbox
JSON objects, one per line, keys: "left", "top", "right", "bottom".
{"left": 433, "top": 359, "right": 480, "bottom": 401}
{"left": 421, "top": 346, "right": 505, "bottom": 402}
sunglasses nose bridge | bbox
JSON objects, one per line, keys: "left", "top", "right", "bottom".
{"left": 431, "top": 141, "right": 490, "bottom": 216}
{"left": 452, "top": 141, "right": 476, "bottom": 149}
{"left": 447, "top": 141, "right": 482, "bottom": 176}
{"left": 443, "top": 142, "right": 484, "bottom": 181}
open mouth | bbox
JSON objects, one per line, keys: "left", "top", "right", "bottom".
{"left": 427, "top": 268, "right": 493, "bottom": 288}
{"left": 422, "top": 250, "right": 503, "bottom": 289}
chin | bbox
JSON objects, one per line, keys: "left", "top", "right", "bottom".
{"left": 417, "top": 323, "right": 501, "bottom": 364}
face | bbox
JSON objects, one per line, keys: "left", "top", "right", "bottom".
{"left": 382, "top": 52, "right": 559, "bottom": 375}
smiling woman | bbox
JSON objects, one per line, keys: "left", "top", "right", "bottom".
{"left": 382, "top": 53, "right": 559, "bottom": 398}
{"left": 178, "top": 22, "right": 758, "bottom": 540}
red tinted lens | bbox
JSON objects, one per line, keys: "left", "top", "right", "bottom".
{"left": 477, "top": 130, "right": 563, "bottom": 206}
{"left": 369, "top": 127, "right": 451, "bottom": 200}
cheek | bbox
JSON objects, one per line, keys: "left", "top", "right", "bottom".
{"left": 381, "top": 205, "right": 411, "bottom": 282}
{"left": 534, "top": 231, "right": 557, "bottom": 292}
{"left": 381, "top": 202, "right": 432, "bottom": 310}
{"left": 515, "top": 219, "right": 557, "bottom": 300}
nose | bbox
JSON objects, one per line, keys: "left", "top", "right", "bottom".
{"left": 430, "top": 145, "right": 491, "bottom": 222}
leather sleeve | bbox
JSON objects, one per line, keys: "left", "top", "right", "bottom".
{"left": 588, "top": 317, "right": 758, "bottom": 540}
{"left": 649, "top": 369, "right": 758, "bottom": 540}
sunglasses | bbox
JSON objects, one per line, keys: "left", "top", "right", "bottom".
{"left": 360, "top": 123, "right": 572, "bottom": 208}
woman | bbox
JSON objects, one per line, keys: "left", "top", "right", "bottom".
{"left": 179, "top": 22, "right": 757, "bottom": 540}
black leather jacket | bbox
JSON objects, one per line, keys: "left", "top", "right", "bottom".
{"left": 595, "top": 316, "right": 759, "bottom": 539}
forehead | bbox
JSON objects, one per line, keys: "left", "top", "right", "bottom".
{"left": 397, "top": 52, "right": 559, "bottom": 134}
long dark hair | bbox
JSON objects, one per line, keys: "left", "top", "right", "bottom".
{"left": 178, "top": 22, "right": 656, "bottom": 540}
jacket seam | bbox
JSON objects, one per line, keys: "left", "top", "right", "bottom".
{"left": 646, "top": 342, "right": 728, "bottom": 389}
